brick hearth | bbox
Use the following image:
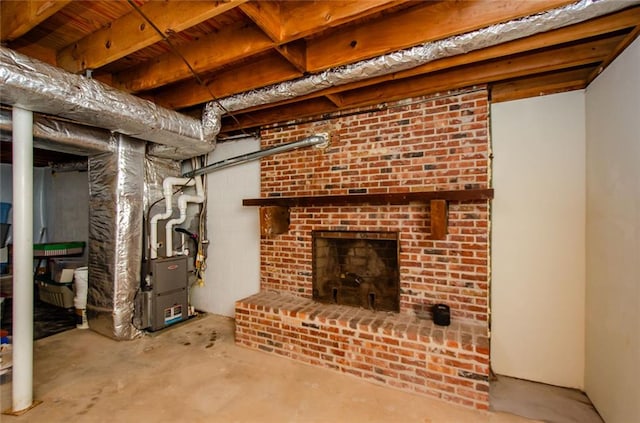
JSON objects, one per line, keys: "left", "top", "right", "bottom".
{"left": 236, "top": 88, "right": 491, "bottom": 409}
{"left": 236, "top": 291, "right": 490, "bottom": 409}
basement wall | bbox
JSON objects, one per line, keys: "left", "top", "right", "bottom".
{"left": 192, "top": 137, "right": 260, "bottom": 317}
{"left": 585, "top": 37, "right": 640, "bottom": 423}
{"left": 490, "top": 91, "right": 586, "bottom": 389}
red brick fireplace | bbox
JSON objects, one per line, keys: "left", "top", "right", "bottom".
{"left": 236, "top": 88, "right": 492, "bottom": 409}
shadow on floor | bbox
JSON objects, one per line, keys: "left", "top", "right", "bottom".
{"left": 490, "top": 374, "right": 603, "bottom": 423}
{"left": 1, "top": 297, "right": 76, "bottom": 340}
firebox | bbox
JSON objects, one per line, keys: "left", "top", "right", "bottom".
{"left": 312, "top": 231, "right": 399, "bottom": 312}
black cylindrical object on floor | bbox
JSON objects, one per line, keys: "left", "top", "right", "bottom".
{"left": 432, "top": 303, "right": 450, "bottom": 326}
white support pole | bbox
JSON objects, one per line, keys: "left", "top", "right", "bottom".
{"left": 12, "top": 106, "right": 34, "bottom": 412}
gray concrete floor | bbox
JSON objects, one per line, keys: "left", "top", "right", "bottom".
{"left": 490, "top": 374, "right": 603, "bottom": 423}
{"left": 1, "top": 314, "right": 542, "bottom": 423}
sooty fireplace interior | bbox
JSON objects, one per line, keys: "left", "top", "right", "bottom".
{"left": 312, "top": 231, "right": 399, "bottom": 312}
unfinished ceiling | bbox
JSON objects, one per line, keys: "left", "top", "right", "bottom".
{"left": 1, "top": 0, "right": 639, "bottom": 139}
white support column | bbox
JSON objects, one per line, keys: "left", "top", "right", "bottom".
{"left": 12, "top": 106, "right": 34, "bottom": 412}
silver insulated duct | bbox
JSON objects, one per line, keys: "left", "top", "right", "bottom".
{"left": 88, "top": 134, "right": 145, "bottom": 340}
{"left": 0, "top": 47, "right": 220, "bottom": 157}
{"left": 214, "top": 0, "right": 637, "bottom": 113}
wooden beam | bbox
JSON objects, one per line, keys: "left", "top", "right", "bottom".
{"left": 1, "top": 0, "right": 71, "bottom": 41}
{"left": 274, "top": 40, "right": 307, "bottom": 73}
{"left": 324, "top": 94, "right": 344, "bottom": 107}
{"left": 56, "top": 0, "right": 247, "bottom": 73}
{"left": 491, "top": 67, "right": 594, "bottom": 103}
{"left": 222, "top": 97, "right": 339, "bottom": 131}
{"left": 227, "top": 6, "right": 640, "bottom": 116}
{"left": 278, "top": 0, "right": 412, "bottom": 42}
{"left": 239, "top": 1, "right": 283, "bottom": 42}
{"left": 221, "top": 35, "right": 622, "bottom": 131}
{"left": 13, "top": 44, "right": 57, "bottom": 66}
{"left": 305, "top": 0, "right": 574, "bottom": 72}
{"left": 151, "top": 54, "right": 302, "bottom": 110}
{"left": 240, "top": 0, "right": 410, "bottom": 44}
{"left": 243, "top": 189, "right": 494, "bottom": 207}
{"left": 587, "top": 24, "right": 640, "bottom": 84}
{"left": 113, "top": 23, "right": 274, "bottom": 93}
{"left": 336, "top": 35, "right": 623, "bottom": 108}
{"left": 430, "top": 199, "right": 448, "bottom": 240}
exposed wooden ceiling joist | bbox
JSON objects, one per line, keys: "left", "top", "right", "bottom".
{"left": 304, "top": 0, "right": 575, "bottom": 72}
{"left": 56, "top": 0, "right": 248, "bottom": 74}
{"left": 218, "top": 7, "right": 639, "bottom": 117}
{"left": 0, "top": 0, "right": 72, "bottom": 42}
{"left": 0, "top": 0, "right": 638, "bottom": 149}
{"left": 220, "top": 34, "right": 624, "bottom": 132}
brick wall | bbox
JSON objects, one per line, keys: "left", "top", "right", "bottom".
{"left": 236, "top": 88, "right": 492, "bottom": 409}
{"left": 259, "top": 88, "right": 490, "bottom": 322}
{"left": 236, "top": 291, "right": 490, "bottom": 410}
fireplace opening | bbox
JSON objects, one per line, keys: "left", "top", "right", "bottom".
{"left": 312, "top": 231, "right": 399, "bottom": 312}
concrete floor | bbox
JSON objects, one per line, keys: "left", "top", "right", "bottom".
{"left": 490, "top": 375, "right": 603, "bottom": 423}
{"left": 0, "top": 314, "right": 540, "bottom": 423}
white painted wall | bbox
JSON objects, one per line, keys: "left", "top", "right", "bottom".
{"left": 491, "top": 91, "right": 586, "bottom": 389}
{"left": 191, "top": 138, "right": 261, "bottom": 317}
{"left": 584, "top": 38, "right": 640, "bottom": 423}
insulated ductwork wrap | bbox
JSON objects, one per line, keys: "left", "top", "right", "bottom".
{"left": 215, "top": 0, "right": 637, "bottom": 112}
{"left": 88, "top": 134, "right": 145, "bottom": 340}
{"left": 0, "top": 109, "right": 112, "bottom": 156}
{"left": 0, "top": 47, "right": 218, "bottom": 156}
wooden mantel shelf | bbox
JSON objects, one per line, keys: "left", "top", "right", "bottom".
{"left": 242, "top": 188, "right": 494, "bottom": 207}
{"left": 244, "top": 188, "right": 493, "bottom": 240}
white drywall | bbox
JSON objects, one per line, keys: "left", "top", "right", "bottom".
{"left": 585, "top": 37, "right": 640, "bottom": 423}
{"left": 491, "top": 91, "right": 586, "bottom": 388}
{"left": 191, "top": 138, "right": 261, "bottom": 317}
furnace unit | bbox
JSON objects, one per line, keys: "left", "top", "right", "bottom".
{"left": 136, "top": 255, "right": 188, "bottom": 331}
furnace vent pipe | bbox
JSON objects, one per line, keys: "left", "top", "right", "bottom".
{"left": 149, "top": 177, "right": 195, "bottom": 260}
{"left": 213, "top": 0, "right": 637, "bottom": 113}
{"left": 165, "top": 175, "right": 205, "bottom": 258}
{"left": 184, "top": 133, "right": 329, "bottom": 178}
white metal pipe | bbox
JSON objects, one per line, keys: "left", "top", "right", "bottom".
{"left": 12, "top": 106, "right": 34, "bottom": 412}
{"left": 165, "top": 176, "right": 204, "bottom": 257}
{"left": 149, "top": 177, "right": 195, "bottom": 259}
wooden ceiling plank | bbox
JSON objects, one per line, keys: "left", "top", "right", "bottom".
{"left": 56, "top": 0, "right": 248, "bottom": 73}
{"left": 587, "top": 24, "right": 640, "bottom": 84}
{"left": 325, "top": 94, "right": 344, "bottom": 107}
{"left": 337, "top": 36, "right": 622, "bottom": 108}
{"left": 222, "top": 36, "right": 620, "bottom": 131}
{"left": 491, "top": 67, "right": 594, "bottom": 103}
{"left": 274, "top": 40, "right": 307, "bottom": 73}
{"left": 222, "top": 98, "right": 339, "bottom": 131}
{"left": 1, "top": 0, "right": 72, "bottom": 42}
{"left": 239, "top": 1, "right": 283, "bottom": 42}
{"left": 114, "top": 24, "right": 274, "bottom": 93}
{"left": 305, "top": 0, "right": 575, "bottom": 72}
{"left": 230, "top": 8, "right": 640, "bottom": 115}
{"left": 151, "top": 55, "right": 303, "bottom": 110}
{"left": 278, "top": 0, "right": 412, "bottom": 42}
